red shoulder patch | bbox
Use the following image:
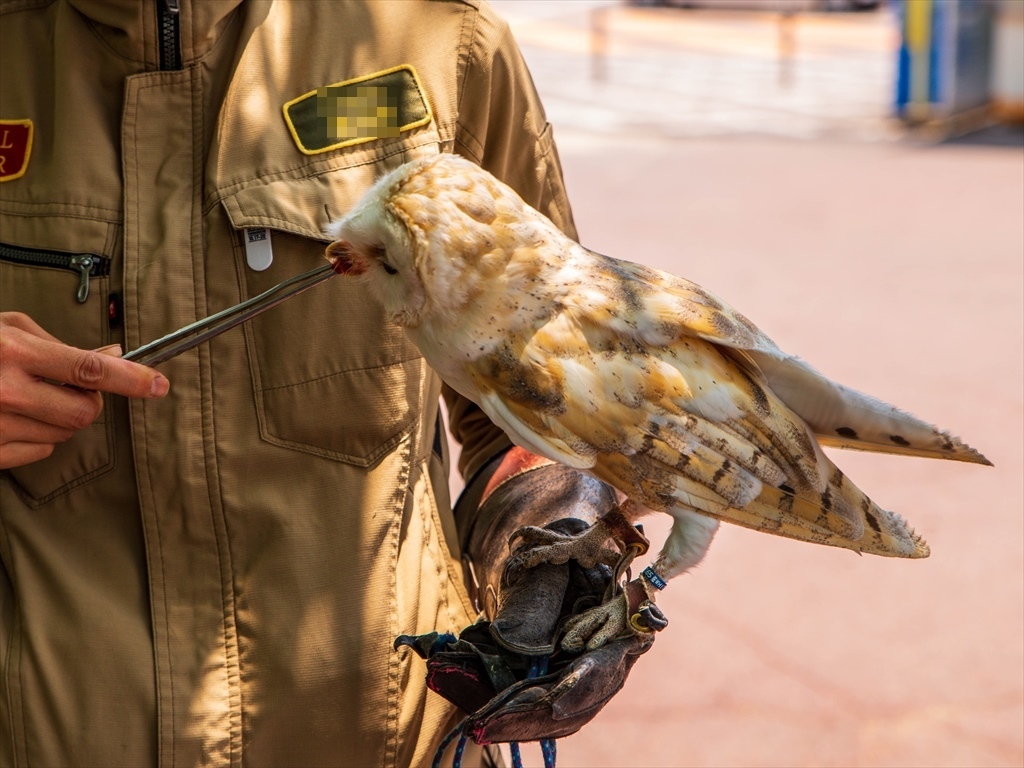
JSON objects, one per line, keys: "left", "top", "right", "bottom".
{"left": 0, "top": 120, "right": 33, "bottom": 182}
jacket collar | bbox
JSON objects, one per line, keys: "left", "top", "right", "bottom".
{"left": 68, "top": 0, "right": 245, "bottom": 68}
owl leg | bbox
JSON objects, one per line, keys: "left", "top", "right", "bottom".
{"left": 506, "top": 503, "right": 648, "bottom": 575}
{"left": 648, "top": 508, "right": 720, "bottom": 584}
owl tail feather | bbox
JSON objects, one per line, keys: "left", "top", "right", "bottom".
{"left": 596, "top": 451, "right": 929, "bottom": 562}
{"left": 744, "top": 350, "right": 991, "bottom": 466}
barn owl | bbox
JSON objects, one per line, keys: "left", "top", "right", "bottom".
{"left": 325, "top": 154, "right": 989, "bottom": 647}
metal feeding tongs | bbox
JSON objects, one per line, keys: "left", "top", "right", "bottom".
{"left": 123, "top": 263, "right": 338, "bottom": 367}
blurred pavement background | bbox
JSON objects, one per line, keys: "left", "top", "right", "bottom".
{"left": 450, "top": 2, "right": 1024, "bottom": 766}
{"left": 496, "top": 0, "right": 902, "bottom": 141}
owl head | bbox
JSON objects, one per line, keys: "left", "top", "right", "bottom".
{"left": 325, "top": 153, "right": 553, "bottom": 329}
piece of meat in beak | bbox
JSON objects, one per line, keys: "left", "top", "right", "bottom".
{"left": 325, "top": 241, "right": 367, "bottom": 275}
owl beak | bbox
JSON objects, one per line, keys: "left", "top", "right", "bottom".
{"left": 325, "top": 241, "right": 367, "bottom": 276}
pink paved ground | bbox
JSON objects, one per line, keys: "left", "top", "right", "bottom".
{"left": 440, "top": 7, "right": 1023, "bottom": 764}
{"left": 517, "top": 134, "right": 1023, "bottom": 768}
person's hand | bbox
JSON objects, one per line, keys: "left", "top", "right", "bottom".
{"left": 0, "top": 312, "right": 169, "bottom": 469}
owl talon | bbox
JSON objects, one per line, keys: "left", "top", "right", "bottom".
{"left": 507, "top": 520, "right": 622, "bottom": 576}
{"left": 506, "top": 507, "right": 649, "bottom": 579}
{"left": 507, "top": 524, "right": 569, "bottom": 553}
{"left": 561, "top": 597, "right": 630, "bottom": 652}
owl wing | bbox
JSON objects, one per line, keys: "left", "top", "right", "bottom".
{"left": 461, "top": 294, "right": 924, "bottom": 560}
{"left": 588, "top": 253, "right": 990, "bottom": 466}
{"left": 460, "top": 247, "right": 946, "bottom": 559}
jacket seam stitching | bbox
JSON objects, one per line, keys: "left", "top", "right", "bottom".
{"left": 191, "top": 4, "right": 243, "bottom": 67}
{"left": 421, "top": 458, "right": 476, "bottom": 624}
{"left": 192, "top": 65, "right": 243, "bottom": 764}
{"left": 0, "top": 202, "right": 123, "bottom": 219}
{"left": 227, "top": 236, "right": 252, "bottom": 759}
{"left": 384, "top": 440, "right": 413, "bottom": 767}
{"left": 0, "top": 0, "right": 54, "bottom": 18}
{"left": 201, "top": 353, "right": 243, "bottom": 765}
{"left": 80, "top": 16, "right": 147, "bottom": 66}
{"left": 132, "top": 80, "right": 178, "bottom": 767}
{"left": 0, "top": 511, "right": 26, "bottom": 764}
{"left": 419, "top": 462, "right": 449, "bottom": 628}
{"left": 258, "top": 356, "right": 424, "bottom": 393}
{"left": 258, "top": 423, "right": 413, "bottom": 467}
{"left": 536, "top": 124, "right": 565, "bottom": 233}
{"left": 454, "top": 121, "right": 484, "bottom": 164}
{"left": 454, "top": 1, "right": 478, "bottom": 128}
{"left": 453, "top": 3, "right": 483, "bottom": 163}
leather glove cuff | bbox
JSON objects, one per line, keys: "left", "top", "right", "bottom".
{"left": 454, "top": 447, "right": 617, "bottom": 618}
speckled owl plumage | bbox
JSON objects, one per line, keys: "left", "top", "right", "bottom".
{"left": 326, "top": 154, "right": 989, "bottom": 640}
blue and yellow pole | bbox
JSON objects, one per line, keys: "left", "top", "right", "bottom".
{"left": 896, "top": 0, "right": 943, "bottom": 120}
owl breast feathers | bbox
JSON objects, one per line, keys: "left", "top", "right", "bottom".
{"left": 326, "top": 153, "right": 990, "bottom": 580}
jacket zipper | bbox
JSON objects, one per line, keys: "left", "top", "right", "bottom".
{"left": 0, "top": 243, "right": 111, "bottom": 304}
{"left": 159, "top": 0, "right": 182, "bottom": 71}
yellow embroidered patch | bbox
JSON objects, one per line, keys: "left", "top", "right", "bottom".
{"left": 0, "top": 119, "right": 33, "bottom": 182}
{"left": 283, "top": 65, "right": 432, "bottom": 156}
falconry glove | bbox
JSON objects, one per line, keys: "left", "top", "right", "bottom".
{"left": 395, "top": 450, "right": 665, "bottom": 744}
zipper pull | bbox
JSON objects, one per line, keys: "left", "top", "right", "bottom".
{"left": 69, "top": 254, "right": 94, "bottom": 303}
{"left": 163, "top": 0, "right": 180, "bottom": 13}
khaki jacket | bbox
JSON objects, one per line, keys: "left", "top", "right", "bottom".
{"left": 0, "top": 1, "right": 575, "bottom": 765}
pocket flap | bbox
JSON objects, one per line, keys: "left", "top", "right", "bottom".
{"left": 217, "top": 136, "right": 441, "bottom": 242}
{"left": 220, "top": 172, "right": 359, "bottom": 242}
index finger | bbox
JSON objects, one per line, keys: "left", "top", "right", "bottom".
{"left": 29, "top": 340, "right": 169, "bottom": 399}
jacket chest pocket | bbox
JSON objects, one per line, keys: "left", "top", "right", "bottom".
{"left": 238, "top": 228, "right": 427, "bottom": 466}
{"left": 219, "top": 155, "right": 436, "bottom": 466}
{"left": 0, "top": 218, "right": 118, "bottom": 504}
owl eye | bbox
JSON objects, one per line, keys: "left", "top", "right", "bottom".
{"left": 371, "top": 245, "right": 398, "bottom": 275}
